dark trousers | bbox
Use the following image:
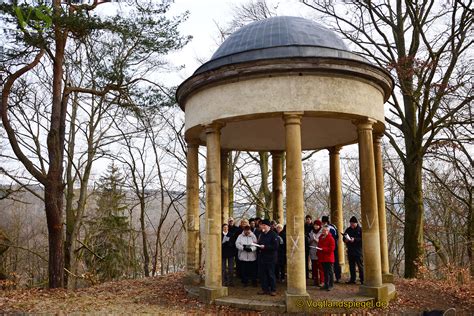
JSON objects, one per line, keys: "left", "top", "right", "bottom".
{"left": 222, "top": 256, "right": 234, "bottom": 285}
{"left": 275, "top": 261, "right": 285, "bottom": 281}
{"left": 348, "top": 255, "right": 364, "bottom": 283}
{"left": 334, "top": 247, "right": 341, "bottom": 280}
{"left": 259, "top": 261, "right": 276, "bottom": 292}
{"left": 235, "top": 257, "right": 242, "bottom": 278}
{"left": 322, "top": 262, "right": 334, "bottom": 289}
{"left": 241, "top": 260, "right": 257, "bottom": 284}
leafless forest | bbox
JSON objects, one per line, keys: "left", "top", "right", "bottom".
{"left": 0, "top": 0, "right": 472, "bottom": 291}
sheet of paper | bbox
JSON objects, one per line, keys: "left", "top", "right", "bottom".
{"left": 251, "top": 242, "right": 264, "bottom": 248}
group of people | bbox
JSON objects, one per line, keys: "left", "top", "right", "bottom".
{"left": 222, "top": 217, "right": 285, "bottom": 296}
{"left": 304, "top": 215, "right": 364, "bottom": 291}
{"left": 221, "top": 214, "right": 364, "bottom": 295}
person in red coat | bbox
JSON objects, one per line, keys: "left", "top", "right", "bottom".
{"left": 317, "top": 225, "right": 336, "bottom": 291}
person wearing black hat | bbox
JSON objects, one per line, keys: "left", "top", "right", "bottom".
{"left": 343, "top": 216, "right": 364, "bottom": 284}
{"left": 256, "top": 219, "right": 279, "bottom": 296}
{"left": 321, "top": 215, "right": 341, "bottom": 283}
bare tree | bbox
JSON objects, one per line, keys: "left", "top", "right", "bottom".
{"left": 0, "top": 1, "right": 189, "bottom": 287}
{"left": 302, "top": 0, "right": 473, "bottom": 277}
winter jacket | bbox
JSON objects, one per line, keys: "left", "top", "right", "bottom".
{"left": 309, "top": 229, "right": 322, "bottom": 260}
{"left": 317, "top": 233, "right": 335, "bottom": 263}
{"left": 343, "top": 225, "right": 363, "bottom": 257}
{"left": 235, "top": 232, "right": 257, "bottom": 262}
{"left": 257, "top": 229, "right": 279, "bottom": 264}
{"left": 277, "top": 231, "right": 286, "bottom": 264}
{"left": 222, "top": 232, "right": 235, "bottom": 258}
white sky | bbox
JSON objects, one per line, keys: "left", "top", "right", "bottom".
{"left": 165, "top": 0, "right": 311, "bottom": 85}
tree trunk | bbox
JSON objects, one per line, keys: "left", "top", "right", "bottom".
{"left": 46, "top": 23, "right": 67, "bottom": 287}
{"left": 403, "top": 153, "right": 425, "bottom": 278}
{"left": 140, "top": 198, "right": 150, "bottom": 277}
{"left": 45, "top": 181, "right": 65, "bottom": 288}
{"left": 468, "top": 195, "right": 474, "bottom": 277}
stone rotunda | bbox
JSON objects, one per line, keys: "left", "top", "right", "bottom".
{"left": 177, "top": 16, "right": 396, "bottom": 312}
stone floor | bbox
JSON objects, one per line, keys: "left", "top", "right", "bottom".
{"left": 189, "top": 277, "right": 375, "bottom": 313}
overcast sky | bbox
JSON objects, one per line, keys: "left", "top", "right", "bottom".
{"left": 166, "top": 0, "right": 311, "bottom": 85}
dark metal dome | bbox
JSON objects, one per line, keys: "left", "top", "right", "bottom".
{"left": 195, "top": 16, "right": 365, "bottom": 74}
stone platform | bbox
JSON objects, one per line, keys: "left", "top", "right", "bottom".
{"left": 185, "top": 278, "right": 394, "bottom": 313}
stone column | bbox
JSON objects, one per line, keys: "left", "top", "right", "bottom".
{"left": 272, "top": 151, "right": 284, "bottom": 224}
{"left": 185, "top": 140, "right": 200, "bottom": 284}
{"left": 221, "top": 150, "right": 230, "bottom": 226}
{"left": 200, "top": 123, "right": 228, "bottom": 302}
{"left": 373, "top": 133, "right": 393, "bottom": 283}
{"left": 355, "top": 119, "right": 388, "bottom": 302}
{"left": 329, "top": 146, "right": 345, "bottom": 271}
{"left": 283, "top": 112, "right": 309, "bottom": 312}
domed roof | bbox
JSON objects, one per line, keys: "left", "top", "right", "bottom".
{"left": 195, "top": 16, "right": 365, "bottom": 74}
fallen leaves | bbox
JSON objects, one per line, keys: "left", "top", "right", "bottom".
{"left": 0, "top": 272, "right": 472, "bottom": 314}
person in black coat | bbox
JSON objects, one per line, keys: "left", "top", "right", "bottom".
{"left": 304, "top": 215, "right": 313, "bottom": 279}
{"left": 343, "top": 216, "right": 364, "bottom": 284}
{"left": 222, "top": 224, "right": 235, "bottom": 286}
{"left": 256, "top": 219, "right": 279, "bottom": 296}
{"left": 275, "top": 224, "right": 286, "bottom": 282}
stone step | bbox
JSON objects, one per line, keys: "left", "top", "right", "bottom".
{"left": 215, "top": 296, "right": 286, "bottom": 312}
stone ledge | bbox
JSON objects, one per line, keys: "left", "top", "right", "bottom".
{"left": 360, "top": 284, "right": 389, "bottom": 302}
{"left": 286, "top": 292, "right": 311, "bottom": 313}
{"left": 215, "top": 297, "right": 286, "bottom": 312}
{"left": 199, "top": 286, "right": 228, "bottom": 303}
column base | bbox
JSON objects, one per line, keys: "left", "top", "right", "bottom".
{"left": 199, "top": 286, "right": 228, "bottom": 303}
{"left": 382, "top": 273, "right": 394, "bottom": 283}
{"left": 339, "top": 263, "right": 348, "bottom": 274}
{"left": 285, "top": 292, "right": 310, "bottom": 313}
{"left": 359, "top": 284, "right": 389, "bottom": 302}
{"left": 183, "top": 272, "right": 202, "bottom": 286}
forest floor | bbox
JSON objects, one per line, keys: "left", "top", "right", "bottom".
{"left": 0, "top": 272, "right": 473, "bottom": 315}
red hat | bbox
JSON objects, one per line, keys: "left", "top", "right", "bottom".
{"left": 314, "top": 219, "right": 322, "bottom": 226}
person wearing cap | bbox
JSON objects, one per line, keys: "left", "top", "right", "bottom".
{"left": 321, "top": 215, "right": 341, "bottom": 283}
{"left": 256, "top": 219, "right": 279, "bottom": 296}
{"left": 235, "top": 226, "right": 258, "bottom": 287}
{"left": 309, "top": 219, "right": 324, "bottom": 286}
{"left": 317, "top": 225, "right": 336, "bottom": 291}
{"left": 228, "top": 217, "right": 239, "bottom": 237}
{"left": 343, "top": 216, "right": 364, "bottom": 284}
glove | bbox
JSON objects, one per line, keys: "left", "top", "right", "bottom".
{"left": 244, "top": 247, "right": 252, "bottom": 252}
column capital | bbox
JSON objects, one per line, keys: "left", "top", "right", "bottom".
{"left": 353, "top": 118, "right": 377, "bottom": 131}
{"left": 283, "top": 111, "right": 304, "bottom": 126}
{"left": 186, "top": 138, "right": 200, "bottom": 148}
{"left": 220, "top": 149, "right": 231, "bottom": 155}
{"left": 328, "top": 145, "right": 342, "bottom": 155}
{"left": 203, "top": 122, "right": 225, "bottom": 134}
{"left": 373, "top": 132, "right": 384, "bottom": 144}
{"left": 271, "top": 150, "right": 284, "bottom": 158}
